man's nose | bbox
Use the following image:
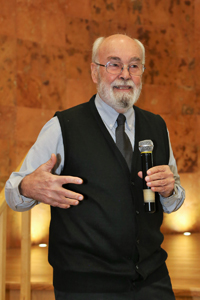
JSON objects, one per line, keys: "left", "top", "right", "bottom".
{"left": 119, "top": 66, "right": 131, "bottom": 80}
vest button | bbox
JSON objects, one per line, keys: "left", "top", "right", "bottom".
{"left": 136, "top": 210, "right": 140, "bottom": 215}
{"left": 136, "top": 265, "right": 139, "bottom": 270}
{"left": 131, "top": 181, "right": 134, "bottom": 186}
{"left": 132, "top": 281, "right": 136, "bottom": 287}
{"left": 137, "top": 239, "right": 140, "bottom": 244}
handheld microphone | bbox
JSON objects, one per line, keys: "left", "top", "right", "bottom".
{"left": 139, "top": 140, "right": 156, "bottom": 213}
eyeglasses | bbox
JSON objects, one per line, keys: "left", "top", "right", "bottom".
{"left": 94, "top": 61, "right": 145, "bottom": 76}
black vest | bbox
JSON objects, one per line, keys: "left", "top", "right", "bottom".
{"left": 49, "top": 95, "right": 169, "bottom": 292}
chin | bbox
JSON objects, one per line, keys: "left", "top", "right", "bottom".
{"left": 114, "top": 84, "right": 142, "bottom": 109}
{"left": 114, "top": 93, "right": 138, "bottom": 111}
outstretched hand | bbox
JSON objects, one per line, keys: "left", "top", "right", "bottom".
{"left": 138, "top": 165, "right": 175, "bottom": 198}
{"left": 19, "top": 154, "right": 84, "bottom": 209}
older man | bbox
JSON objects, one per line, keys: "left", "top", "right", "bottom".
{"left": 6, "top": 34, "right": 185, "bottom": 300}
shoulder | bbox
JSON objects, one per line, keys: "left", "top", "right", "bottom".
{"left": 55, "top": 103, "right": 88, "bottom": 120}
{"left": 134, "top": 105, "right": 166, "bottom": 126}
{"left": 55, "top": 96, "right": 98, "bottom": 131}
{"left": 133, "top": 105, "right": 168, "bottom": 144}
{"left": 55, "top": 95, "right": 96, "bottom": 119}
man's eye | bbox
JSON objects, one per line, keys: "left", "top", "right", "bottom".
{"left": 109, "top": 63, "right": 120, "bottom": 68}
{"left": 129, "top": 64, "right": 139, "bottom": 69}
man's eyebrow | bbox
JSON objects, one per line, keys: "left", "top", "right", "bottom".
{"left": 107, "top": 56, "right": 121, "bottom": 61}
{"left": 129, "top": 57, "right": 141, "bottom": 62}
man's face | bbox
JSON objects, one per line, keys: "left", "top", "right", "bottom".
{"left": 91, "top": 35, "right": 143, "bottom": 113}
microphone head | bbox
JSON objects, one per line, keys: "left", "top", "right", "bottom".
{"left": 139, "top": 140, "right": 154, "bottom": 153}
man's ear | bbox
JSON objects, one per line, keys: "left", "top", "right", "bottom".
{"left": 91, "top": 63, "right": 98, "bottom": 84}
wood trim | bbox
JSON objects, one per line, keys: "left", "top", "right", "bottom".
{"left": 0, "top": 187, "right": 6, "bottom": 216}
{"left": 174, "top": 288, "right": 200, "bottom": 297}
{"left": 6, "top": 282, "right": 54, "bottom": 291}
{"left": 0, "top": 205, "right": 7, "bottom": 300}
{"left": 0, "top": 155, "right": 25, "bottom": 215}
{"left": 20, "top": 210, "right": 31, "bottom": 300}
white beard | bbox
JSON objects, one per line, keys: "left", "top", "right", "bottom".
{"left": 97, "top": 77, "right": 142, "bottom": 112}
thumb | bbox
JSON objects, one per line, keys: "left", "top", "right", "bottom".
{"left": 138, "top": 171, "right": 143, "bottom": 179}
{"left": 42, "top": 153, "right": 57, "bottom": 173}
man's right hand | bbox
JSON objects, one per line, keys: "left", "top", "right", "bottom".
{"left": 19, "top": 154, "right": 84, "bottom": 209}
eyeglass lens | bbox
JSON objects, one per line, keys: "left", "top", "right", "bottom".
{"left": 106, "top": 61, "right": 143, "bottom": 76}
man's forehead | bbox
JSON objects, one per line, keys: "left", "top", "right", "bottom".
{"left": 107, "top": 56, "right": 142, "bottom": 62}
{"left": 98, "top": 36, "right": 142, "bottom": 61}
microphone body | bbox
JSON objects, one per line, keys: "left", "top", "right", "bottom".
{"left": 139, "top": 140, "right": 156, "bottom": 213}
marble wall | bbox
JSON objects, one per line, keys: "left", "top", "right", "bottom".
{"left": 0, "top": 0, "right": 199, "bottom": 246}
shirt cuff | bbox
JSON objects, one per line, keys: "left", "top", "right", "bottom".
{"left": 159, "top": 184, "right": 184, "bottom": 213}
{"left": 5, "top": 176, "right": 38, "bottom": 211}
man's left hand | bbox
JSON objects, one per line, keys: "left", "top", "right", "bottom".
{"left": 138, "top": 165, "right": 175, "bottom": 198}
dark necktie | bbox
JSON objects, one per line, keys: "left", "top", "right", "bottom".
{"left": 116, "top": 114, "right": 133, "bottom": 170}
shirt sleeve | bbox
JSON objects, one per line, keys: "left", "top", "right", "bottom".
{"left": 159, "top": 131, "right": 185, "bottom": 213}
{"left": 5, "top": 117, "right": 64, "bottom": 212}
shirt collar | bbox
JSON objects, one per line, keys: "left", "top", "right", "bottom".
{"left": 95, "top": 93, "right": 135, "bottom": 131}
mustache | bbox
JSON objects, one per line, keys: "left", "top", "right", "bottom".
{"left": 111, "top": 80, "right": 135, "bottom": 88}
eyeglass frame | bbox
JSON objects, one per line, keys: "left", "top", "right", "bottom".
{"left": 94, "top": 61, "right": 146, "bottom": 76}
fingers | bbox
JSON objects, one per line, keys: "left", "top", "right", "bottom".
{"left": 146, "top": 165, "right": 170, "bottom": 176}
{"left": 144, "top": 166, "right": 175, "bottom": 198}
{"left": 57, "top": 185, "right": 84, "bottom": 202}
{"left": 48, "top": 194, "right": 81, "bottom": 209}
{"left": 39, "top": 175, "right": 84, "bottom": 208}
{"left": 52, "top": 176, "right": 84, "bottom": 207}
{"left": 59, "top": 175, "right": 83, "bottom": 186}
{"left": 34, "top": 185, "right": 84, "bottom": 209}
{"left": 20, "top": 164, "right": 84, "bottom": 209}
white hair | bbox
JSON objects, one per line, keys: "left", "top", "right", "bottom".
{"left": 92, "top": 35, "right": 145, "bottom": 64}
{"left": 92, "top": 37, "right": 105, "bottom": 63}
{"left": 134, "top": 38, "right": 145, "bottom": 64}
